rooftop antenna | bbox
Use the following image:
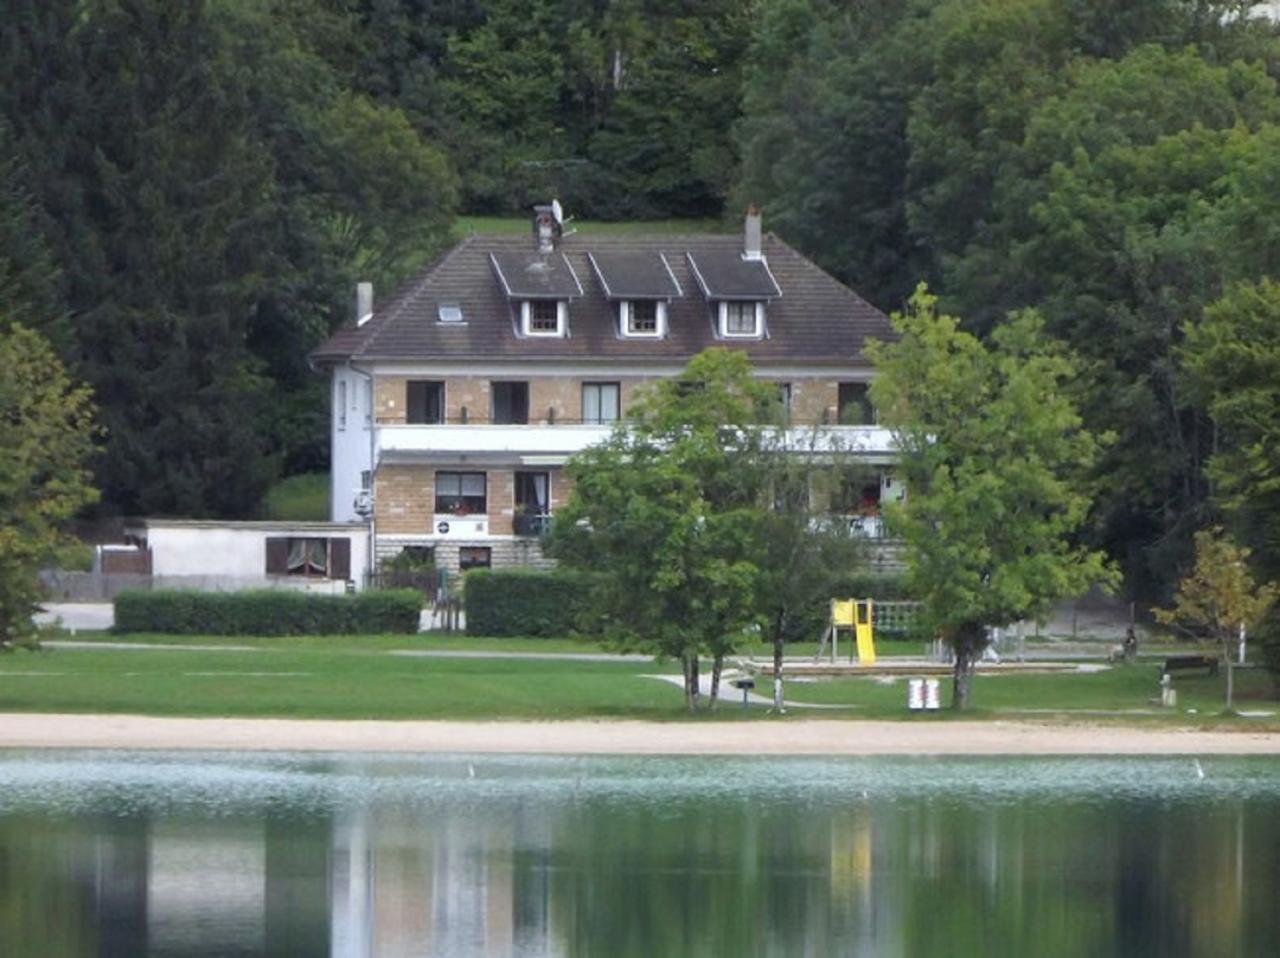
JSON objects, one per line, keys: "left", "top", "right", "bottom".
{"left": 550, "top": 198, "right": 578, "bottom": 239}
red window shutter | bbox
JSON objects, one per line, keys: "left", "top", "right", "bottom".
{"left": 329, "top": 537, "right": 351, "bottom": 580}
{"left": 265, "top": 537, "right": 289, "bottom": 575}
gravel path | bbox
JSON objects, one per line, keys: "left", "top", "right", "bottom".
{"left": 1, "top": 714, "right": 1278, "bottom": 755}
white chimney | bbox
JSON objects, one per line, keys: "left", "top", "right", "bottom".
{"left": 356, "top": 282, "right": 373, "bottom": 326}
{"left": 744, "top": 206, "right": 763, "bottom": 261}
{"left": 531, "top": 200, "right": 564, "bottom": 254}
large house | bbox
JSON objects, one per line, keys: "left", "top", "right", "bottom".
{"left": 311, "top": 206, "right": 901, "bottom": 578}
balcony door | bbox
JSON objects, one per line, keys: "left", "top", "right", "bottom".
{"left": 492, "top": 381, "right": 529, "bottom": 424}
{"left": 407, "top": 381, "right": 444, "bottom": 424}
{"left": 514, "top": 471, "right": 551, "bottom": 536}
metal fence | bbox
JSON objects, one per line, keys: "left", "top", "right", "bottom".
{"left": 366, "top": 569, "right": 440, "bottom": 600}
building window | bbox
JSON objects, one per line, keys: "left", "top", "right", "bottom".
{"left": 623, "top": 300, "right": 663, "bottom": 337}
{"left": 459, "top": 546, "right": 492, "bottom": 571}
{"left": 407, "top": 380, "right": 445, "bottom": 424}
{"left": 521, "top": 300, "right": 565, "bottom": 336}
{"left": 721, "top": 301, "right": 761, "bottom": 337}
{"left": 581, "top": 382, "right": 620, "bottom": 424}
{"left": 776, "top": 382, "right": 792, "bottom": 421}
{"left": 337, "top": 380, "right": 347, "bottom": 430}
{"left": 435, "top": 471, "right": 486, "bottom": 515}
{"left": 838, "top": 382, "right": 874, "bottom": 425}
{"left": 492, "top": 381, "right": 529, "bottom": 424}
{"left": 514, "top": 471, "right": 551, "bottom": 536}
{"left": 265, "top": 537, "right": 351, "bottom": 580}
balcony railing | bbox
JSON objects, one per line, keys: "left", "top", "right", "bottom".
{"left": 376, "top": 423, "right": 897, "bottom": 461}
{"left": 513, "top": 512, "right": 553, "bottom": 537}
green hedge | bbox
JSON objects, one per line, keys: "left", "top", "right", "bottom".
{"left": 464, "top": 569, "right": 596, "bottom": 637}
{"left": 114, "top": 588, "right": 422, "bottom": 636}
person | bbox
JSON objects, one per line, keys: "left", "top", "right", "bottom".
{"left": 1123, "top": 625, "right": 1138, "bottom": 665}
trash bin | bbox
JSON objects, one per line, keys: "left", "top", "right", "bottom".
{"left": 924, "top": 678, "right": 941, "bottom": 710}
{"left": 908, "top": 678, "right": 924, "bottom": 711}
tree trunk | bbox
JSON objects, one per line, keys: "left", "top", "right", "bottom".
{"left": 683, "top": 653, "right": 701, "bottom": 712}
{"left": 773, "top": 630, "right": 785, "bottom": 713}
{"left": 1225, "top": 655, "right": 1235, "bottom": 713}
{"left": 950, "top": 621, "right": 985, "bottom": 710}
{"left": 952, "top": 647, "right": 974, "bottom": 710}
{"left": 709, "top": 654, "right": 723, "bottom": 708}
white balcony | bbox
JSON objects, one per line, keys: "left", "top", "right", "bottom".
{"left": 377, "top": 424, "right": 614, "bottom": 465}
{"left": 375, "top": 423, "right": 897, "bottom": 466}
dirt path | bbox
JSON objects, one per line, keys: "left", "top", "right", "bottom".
{"left": 1, "top": 714, "right": 1278, "bottom": 755}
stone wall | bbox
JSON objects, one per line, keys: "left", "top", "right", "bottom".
{"left": 375, "top": 465, "right": 433, "bottom": 534}
{"left": 487, "top": 470, "right": 515, "bottom": 535}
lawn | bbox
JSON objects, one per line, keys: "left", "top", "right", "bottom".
{"left": 260, "top": 472, "right": 330, "bottom": 522}
{"left": 6, "top": 634, "right": 1276, "bottom": 726}
{"left": 0, "top": 642, "right": 684, "bottom": 720}
{"left": 781, "top": 662, "right": 1280, "bottom": 725}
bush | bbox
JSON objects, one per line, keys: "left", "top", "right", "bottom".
{"left": 114, "top": 588, "right": 421, "bottom": 636}
{"left": 464, "top": 569, "right": 597, "bottom": 637}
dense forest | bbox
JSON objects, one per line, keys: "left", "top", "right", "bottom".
{"left": 2, "top": 0, "right": 1279, "bottom": 600}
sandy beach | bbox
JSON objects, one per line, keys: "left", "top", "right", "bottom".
{"left": 1, "top": 713, "right": 1279, "bottom": 755}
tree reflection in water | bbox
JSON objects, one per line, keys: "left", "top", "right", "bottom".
{"left": 0, "top": 754, "right": 1277, "bottom": 957}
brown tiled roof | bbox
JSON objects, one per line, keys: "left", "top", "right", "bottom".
{"left": 311, "top": 232, "right": 892, "bottom": 366}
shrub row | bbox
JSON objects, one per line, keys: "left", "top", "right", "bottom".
{"left": 114, "top": 588, "right": 422, "bottom": 636}
{"left": 461, "top": 568, "right": 911, "bottom": 640}
{"left": 464, "top": 569, "right": 597, "bottom": 637}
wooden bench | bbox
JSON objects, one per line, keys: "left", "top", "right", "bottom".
{"left": 1161, "top": 655, "right": 1219, "bottom": 678}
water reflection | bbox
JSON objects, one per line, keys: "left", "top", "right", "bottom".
{"left": 0, "top": 753, "right": 1278, "bottom": 957}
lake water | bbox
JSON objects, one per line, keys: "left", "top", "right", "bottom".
{"left": 1, "top": 751, "right": 1278, "bottom": 957}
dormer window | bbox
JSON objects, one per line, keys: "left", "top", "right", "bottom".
{"left": 622, "top": 299, "right": 666, "bottom": 338}
{"left": 521, "top": 299, "right": 567, "bottom": 337}
{"left": 720, "top": 301, "right": 763, "bottom": 338}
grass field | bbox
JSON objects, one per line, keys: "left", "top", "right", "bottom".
{"left": 2, "top": 633, "right": 1277, "bottom": 726}
{"left": 780, "top": 664, "right": 1278, "bottom": 723}
{"left": 0, "top": 640, "right": 684, "bottom": 720}
{"left": 260, "top": 472, "right": 330, "bottom": 522}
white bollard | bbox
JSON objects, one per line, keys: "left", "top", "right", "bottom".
{"left": 924, "top": 678, "right": 941, "bottom": 711}
{"left": 908, "top": 678, "right": 924, "bottom": 711}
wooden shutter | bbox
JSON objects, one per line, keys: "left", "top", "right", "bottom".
{"left": 329, "top": 537, "right": 351, "bottom": 581}
{"left": 265, "top": 537, "right": 289, "bottom": 575}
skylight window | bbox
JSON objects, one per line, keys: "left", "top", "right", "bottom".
{"left": 437, "top": 303, "right": 464, "bottom": 323}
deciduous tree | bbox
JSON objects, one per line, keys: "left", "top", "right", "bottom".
{"left": 0, "top": 323, "right": 98, "bottom": 649}
{"left": 868, "top": 288, "right": 1113, "bottom": 708}
{"left": 1183, "top": 278, "right": 1280, "bottom": 578}
{"left": 1154, "top": 526, "right": 1277, "bottom": 711}
{"left": 547, "top": 349, "right": 775, "bottom": 711}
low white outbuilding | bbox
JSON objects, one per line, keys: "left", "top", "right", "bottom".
{"left": 132, "top": 519, "right": 372, "bottom": 593}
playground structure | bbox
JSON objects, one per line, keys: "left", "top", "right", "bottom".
{"left": 816, "top": 598, "right": 924, "bottom": 664}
